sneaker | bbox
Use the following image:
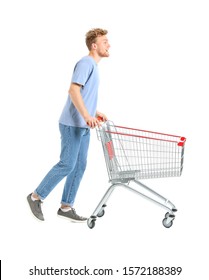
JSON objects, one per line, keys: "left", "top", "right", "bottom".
{"left": 27, "top": 193, "right": 44, "bottom": 221}
{"left": 57, "top": 208, "right": 87, "bottom": 223}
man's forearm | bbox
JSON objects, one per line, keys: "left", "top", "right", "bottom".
{"left": 68, "top": 83, "right": 103, "bottom": 128}
{"left": 68, "top": 83, "right": 91, "bottom": 122}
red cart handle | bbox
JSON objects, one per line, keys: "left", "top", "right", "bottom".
{"left": 97, "top": 116, "right": 104, "bottom": 122}
{"left": 178, "top": 137, "right": 186, "bottom": 147}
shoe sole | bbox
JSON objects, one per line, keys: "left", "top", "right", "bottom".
{"left": 57, "top": 213, "right": 87, "bottom": 223}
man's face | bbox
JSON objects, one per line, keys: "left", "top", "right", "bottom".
{"left": 94, "top": 35, "right": 110, "bottom": 57}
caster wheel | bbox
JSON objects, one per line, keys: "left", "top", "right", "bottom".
{"left": 162, "top": 218, "right": 173, "bottom": 228}
{"left": 87, "top": 219, "right": 96, "bottom": 229}
{"left": 97, "top": 209, "right": 105, "bottom": 218}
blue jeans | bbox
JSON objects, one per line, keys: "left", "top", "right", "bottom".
{"left": 34, "top": 124, "right": 90, "bottom": 207}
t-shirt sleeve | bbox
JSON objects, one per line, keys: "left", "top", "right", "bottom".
{"left": 71, "top": 60, "right": 93, "bottom": 86}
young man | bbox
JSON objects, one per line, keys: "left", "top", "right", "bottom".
{"left": 27, "top": 28, "right": 110, "bottom": 222}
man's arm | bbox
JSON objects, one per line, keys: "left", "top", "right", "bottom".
{"left": 68, "top": 83, "right": 101, "bottom": 128}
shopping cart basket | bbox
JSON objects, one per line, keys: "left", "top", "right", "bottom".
{"left": 87, "top": 121, "right": 186, "bottom": 229}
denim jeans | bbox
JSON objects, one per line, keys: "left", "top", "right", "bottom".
{"left": 34, "top": 123, "right": 90, "bottom": 207}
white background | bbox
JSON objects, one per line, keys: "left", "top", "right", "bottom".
{"left": 0, "top": 0, "right": 208, "bottom": 279}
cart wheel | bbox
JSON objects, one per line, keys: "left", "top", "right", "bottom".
{"left": 97, "top": 209, "right": 105, "bottom": 218}
{"left": 87, "top": 219, "right": 96, "bottom": 229}
{"left": 162, "top": 218, "right": 173, "bottom": 228}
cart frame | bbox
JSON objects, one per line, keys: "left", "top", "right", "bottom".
{"left": 87, "top": 121, "right": 186, "bottom": 229}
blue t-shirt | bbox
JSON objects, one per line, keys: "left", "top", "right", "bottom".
{"left": 59, "top": 56, "right": 99, "bottom": 128}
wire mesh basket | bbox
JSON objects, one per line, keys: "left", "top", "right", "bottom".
{"left": 97, "top": 122, "right": 186, "bottom": 182}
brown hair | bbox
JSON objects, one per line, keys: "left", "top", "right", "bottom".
{"left": 85, "top": 28, "right": 108, "bottom": 50}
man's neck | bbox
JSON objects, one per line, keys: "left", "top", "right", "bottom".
{"left": 88, "top": 51, "right": 101, "bottom": 64}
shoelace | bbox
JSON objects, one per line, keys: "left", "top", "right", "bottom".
{"left": 35, "top": 200, "right": 42, "bottom": 210}
{"left": 71, "top": 208, "right": 85, "bottom": 219}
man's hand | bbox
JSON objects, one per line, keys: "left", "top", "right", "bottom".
{"left": 96, "top": 111, "right": 108, "bottom": 122}
{"left": 86, "top": 112, "right": 108, "bottom": 128}
{"left": 85, "top": 116, "right": 102, "bottom": 128}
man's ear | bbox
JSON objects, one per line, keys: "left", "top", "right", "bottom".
{"left": 92, "top": 43, "right": 97, "bottom": 50}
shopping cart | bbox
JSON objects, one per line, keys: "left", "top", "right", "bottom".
{"left": 87, "top": 121, "right": 186, "bottom": 229}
